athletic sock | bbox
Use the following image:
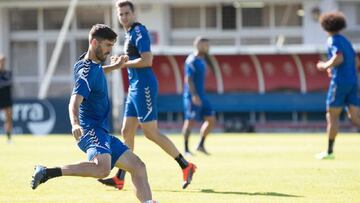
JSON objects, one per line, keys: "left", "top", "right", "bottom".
{"left": 45, "top": 167, "right": 62, "bottom": 179}
{"left": 6, "top": 132, "right": 11, "bottom": 140}
{"left": 116, "top": 169, "right": 126, "bottom": 180}
{"left": 328, "top": 139, "right": 335, "bottom": 154}
{"left": 198, "top": 137, "right": 205, "bottom": 148}
{"left": 184, "top": 129, "right": 191, "bottom": 152}
{"left": 175, "top": 154, "right": 189, "bottom": 169}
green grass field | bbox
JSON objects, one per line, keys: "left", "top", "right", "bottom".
{"left": 0, "top": 133, "right": 359, "bottom": 203}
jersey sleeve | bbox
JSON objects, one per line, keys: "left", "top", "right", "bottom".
{"left": 329, "top": 37, "right": 343, "bottom": 56}
{"left": 185, "top": 61, "right": 196, "bottom": 77}
{"left": 72, "top": 64, "right": 94, "bottom": 100}
{"left": 134, "top": 26, "right": 151, "bottom": 54}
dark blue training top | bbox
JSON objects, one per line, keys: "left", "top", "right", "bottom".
{"left": 327, "top": 34, "right": 357, "bottom": 85}
{"left": 72, "top": 58, "right": 110, "bottom": 132}
{"left": 183, "top": 53, "right": 207, "bottom": 99}
{"left": 124, "top": 22, "right": 157, "bottom": 90}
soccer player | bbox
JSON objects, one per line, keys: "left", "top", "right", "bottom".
{"left": 182, "top": 37, "right": 216, "bottom": 155}
{"left": 31, "top": 24, "right": 157, "bottom": 203}
{"left": 315, "top": 11, "right": 360, "bottom": 160}
{"left": 0, "top": 55, "right": 13, "bottom": 144}
{"left": 98, "top": 0, "right": 196, "bottom": 190}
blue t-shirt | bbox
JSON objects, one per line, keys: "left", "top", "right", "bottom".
{"left": 124, "top": 22, "right": 157, "bottom": 90}
{"left": 327, "top": 34, "right": 357, "bottom": 85}
{"left": 183, "top": 54, "right": 207, "bottom": 99}
{"left": 72, "top": 59, "right": 110, "bottom": 132}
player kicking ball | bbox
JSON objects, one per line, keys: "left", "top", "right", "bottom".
{"left": 315, "top": 11, "right": 360, "bottom": 160}
{"left": 98, "top": 0, "right": 196, "bottom": 190}
{"left": 31, "top": 24, "right": 157, "bottom": 203}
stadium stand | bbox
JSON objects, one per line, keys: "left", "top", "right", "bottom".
{"left": 298, "top": 54, "right": 330, "bottom": 92}
{"left": 214, "top": 55, "right": 259, "bottom": 92}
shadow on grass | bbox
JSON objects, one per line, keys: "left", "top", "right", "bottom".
{"left": 153, "top": 188, "right": 303, "bottom": 198}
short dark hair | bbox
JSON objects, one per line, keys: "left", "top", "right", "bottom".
{"left": 116, "top": 0, "right": 135, "bottom": 12}
{"left": 319, "top": 11, "right": 346, "bottom": 33}
{"left": 194, "top": 36, "right": 210, "bottom": 46}
{"left": 89, "top": 24, "right": 117, "bottom": 43}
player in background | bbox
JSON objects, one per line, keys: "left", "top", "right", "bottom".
{"left": 316, "top": 11, "right": 360, "bottom": 160}
{"left": 98, "top": 0, "right": 196, "bottom": 190}
{"left": 31, "top": 24, "right": 157, "bottom": 203}
{"left": 0, "top": 55, "right": 13, "bottom": 144}
{"left": 182, "top": 37, "right": 216, "bottom": 156}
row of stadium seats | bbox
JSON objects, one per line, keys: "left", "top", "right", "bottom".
{"left": 121, "top": 54, "right": 342, "bottom": 94}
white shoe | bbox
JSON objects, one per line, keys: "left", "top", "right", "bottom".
{"left": 315, "top": 152, "right": 334, "bottom": 160}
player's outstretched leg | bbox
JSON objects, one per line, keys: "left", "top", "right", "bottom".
{"left": 31, "top": 165, "right": 48, "bottom": 189}
{"left": 141, "top": 120, "right": 197, "bottom": 189}
{"left": 316, "top": 108, "right": 341, "bottom": 160}
{"left": 115, "top": 150, "right": 154, "bottom": 202}
{"left": 182, "top": 119, "right": 195, "bottom": 156}
{"left": 98, "top": 117, "right": 139, "bottom": 189}
{"left": 196, "top": 116, "right": 215, "bottom": 155}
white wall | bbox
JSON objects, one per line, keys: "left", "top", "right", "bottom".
{"left": 136, "top": 3, "right": 169, "bottom": 46}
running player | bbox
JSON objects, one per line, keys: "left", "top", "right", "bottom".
{"left": 315, "top": 11, "right": 360, "bottom": 160}
{"left": 182, "top": 37, "right": 216, "bottom": 155}
{"left": 31, "top": 24, "right": 156, "bottom": 203}
{"left": 0, "top": 55, "right": 13, "bottom": 143}
{"left": 98, "top": 0, "right": 196, "bottom": 190}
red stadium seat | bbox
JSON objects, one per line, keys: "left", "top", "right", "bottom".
{"left": 256, "top": 54, "right": 301, "bottom": 92}
{"left": 215, "top": 55, "right": 258, "bottom": 92}
{"left": 152, "top": 55, "right": 178, "bottom": 94}
{"left": 298, "top": 54, "right": 330, "bottom": 92}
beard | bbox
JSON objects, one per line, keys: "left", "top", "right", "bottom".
{"left": 95, "top": 46, "right": 109, "bottom": 63}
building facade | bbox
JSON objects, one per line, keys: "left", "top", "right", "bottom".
{"left": 0, "top": 0, "right": 359, "bottom": 98}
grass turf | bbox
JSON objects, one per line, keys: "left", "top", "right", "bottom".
{"left": 0, "top": 133, "right": 359, "bottom": 203}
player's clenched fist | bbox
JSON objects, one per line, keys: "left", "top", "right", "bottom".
{"left": 72, "top": 124, "right": 83, "bottom": 141}
{"left": 110, "top": 55, "right": 129, "bottom": 69}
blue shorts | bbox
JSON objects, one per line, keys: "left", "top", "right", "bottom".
{"left": 124, "top": 86, "right": 158, "bottom": 123}
{"left": 77, "top": 127, "right": 128, "bottom": 169}
{"left": 184, "top": 97, "right": 215, "bottom": 122}
{"left": 326, "top": 82, "right": 360, "bottom": 108}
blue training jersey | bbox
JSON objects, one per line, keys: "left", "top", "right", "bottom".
{"left": 124, "top": 22, "right": 157, "bottom": 90}
{"left": 327, "top": 34, "right": 358, "bottom": 85}
{"left": 183, "top": 54, "right": 207, "bottom": 99}
{"left": 72, "top": 58, "right": 110, "bottom": 132}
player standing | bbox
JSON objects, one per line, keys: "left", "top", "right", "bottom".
{"left": 31, "top": 24, "right": 157, "bottom": 203}
{"left": 98, "top": 0, "right": 196, "bottom": 190}
{"left": 316, "top": 11, "right": 360, "bottom": 160}
{"left": 182, "top": 37, "right": 216, "bottom": 155}
{"left": 0, "top": 55, "right": 13, "bottom": 143}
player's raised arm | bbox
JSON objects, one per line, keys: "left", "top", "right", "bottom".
{"left": 121, "top": 52, "right": 153, "bottom": 69}
{"left": 103, "top": 55, "right": 129, "bottom": 74}
{"left": 68, "top": 94, "right": 84, "bottom": 140}
{"left": 316, "top": 53, "right": 344, "bottom": 70}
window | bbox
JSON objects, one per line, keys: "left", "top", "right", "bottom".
{"left": 77, "top": 7, "right": 106, "bottom": 29}
{"left": 11, "top": 41, "right": 38, "bottom": 77}
{"left": 241, "top": 38, "right": 271, "bottom": 45}
{"left": 206, "top": 6, "right": 217, "bottom": 28}
{"left": 13, "top": 82, "right": 39, "bottom": 98}
{"left": 9, "top": 9, "right": 38, "bottom": 31}
{"left": 242, "top": 6, "right": 270, "bottom": 27}
{"left": 222, "top": 5, "right": 236, "bottom": 30}
{"left": 356, "top": 4, "right": 360, "bottom": 25}
{"left": 171, "top": 7, "right": 200, "bottom": 28}
{"left": 46, "top": 42, "right": 71, "bottom": 76}
{"left": 274, "top": 4, "right": 302, "bottom": 27}
{"left": 48, "top": 82, "right": 72, "bottom": 97}
{"left": 44, "top": 8, "right": 67, "bottom": 30}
